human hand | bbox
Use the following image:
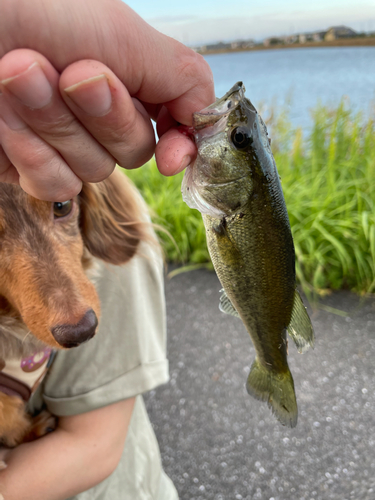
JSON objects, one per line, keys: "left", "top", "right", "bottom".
{"left": 0, "top": 446, "right": 8, "bottom": 470}
{"left": 0, "top": 0, "right": 214, "bottom": 201}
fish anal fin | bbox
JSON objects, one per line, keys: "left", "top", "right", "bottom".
{"left": 246, "top": 358, "right": 298, "bottom": 428}
{"left": 287, "top": 290, "right": 315, "bottom": 353}
{"left": 219, "top": 289, "right": 240, "bottom": 318}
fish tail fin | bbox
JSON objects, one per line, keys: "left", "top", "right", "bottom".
{"left": 246, "top": 358, "right": 298, "bottom": 428}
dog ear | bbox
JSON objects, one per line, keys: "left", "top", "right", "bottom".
{"left": 79, "top": 169, "right": 148, "bottom": 265}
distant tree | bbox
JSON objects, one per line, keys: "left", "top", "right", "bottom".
{"left": 269, "top": 37, "right": 282, "bottom": 45}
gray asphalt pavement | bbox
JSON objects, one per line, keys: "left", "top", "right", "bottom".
{"left": 144, "top": 268, "right": 375, "bottom": 500}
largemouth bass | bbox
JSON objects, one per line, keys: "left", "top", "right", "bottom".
{"left": 182, "top": 82, "right": 314, "bottom": 428}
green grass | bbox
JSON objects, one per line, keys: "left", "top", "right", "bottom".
{"left": 125, "top": 164, "right": 209, "bottom": 265}
{"left": 125, "top": 101, "right": 375, "bottom": 294}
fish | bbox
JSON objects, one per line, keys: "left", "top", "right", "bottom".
{"left": 181, "top": 82, "right": 314, "bottom": 428}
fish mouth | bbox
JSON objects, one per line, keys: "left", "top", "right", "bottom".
{"left": 193, "top": 81, "right": 245, "bottom": 131}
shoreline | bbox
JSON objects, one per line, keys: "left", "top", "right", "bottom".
{"left": 197, "top": 37, "right": 375, "bottom": 56}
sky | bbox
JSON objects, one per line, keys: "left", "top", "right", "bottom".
{"left": 125, "top": 0, "right": 375, "bottom": 46}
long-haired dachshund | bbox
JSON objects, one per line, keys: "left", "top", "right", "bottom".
{"left": 0, "top": 168, "right": 149, "bottom": 448}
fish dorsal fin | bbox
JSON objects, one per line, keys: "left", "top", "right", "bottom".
{"left": 287, "top": 290, "right": 315, "bottom": 353}
{"left": 219, "top": 289, "right": 240, "bottom": 318}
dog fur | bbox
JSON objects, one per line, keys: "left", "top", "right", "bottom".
{"left": 0, "top": 169, "right": 150, "bottom": 447}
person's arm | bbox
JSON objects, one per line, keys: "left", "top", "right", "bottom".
{"left": 0, "top": 397, "right": 135, "bottom": 500}
{"left": 0, "top": 0, "right": 215, "bottom": 201}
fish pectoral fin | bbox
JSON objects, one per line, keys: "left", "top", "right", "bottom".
{"left": 246, "top": 359, "right": 298, "bottom": 428}
{"left": 219, "top": 289, "right": 240, "bottom": 318}
{"left": 287, "top": 290, "right": 315, "bottom": 353}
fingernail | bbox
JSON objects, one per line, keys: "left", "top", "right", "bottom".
{"left": 64, "top": 74, "right": 112, "bottom": 117}
{"left": 178, "top": 155, "right": 192, "bottom": 173}
{"left": 1, "top": 62, "right": 53, "bottom": 109}
{"left": 0, "top": 95, "right": 26, "bottom": 130}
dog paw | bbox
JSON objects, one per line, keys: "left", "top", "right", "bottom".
{"left": 22, "top": 411, "right": 57, "bottom": 443}
{"left": 0, "top": 394, "right": 31, "bottom": 447}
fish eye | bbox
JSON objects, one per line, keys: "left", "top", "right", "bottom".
{"left": 231, "top": 127, "right": 253, "bottom": 150}
{"left": 53, "top": 200, "right": 73, "bottom": 219}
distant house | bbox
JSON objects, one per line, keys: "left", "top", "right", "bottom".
{"left": 325, "top": 26, "right": 357, "bottom": 41}
{"left": 284, "top": 35, "right": 298, "bottom": 44}
{"left": 237, "top": 40, "right": 255, "bottom": 49}
{"left": 300, "top": 32, "right": 318, "bottom": 43}
{"left": 312, "top": 31, "right": 326, "bottom": 42}
{"left": 193, "top": 39, "right": 255, "bottom": 54}
{"left": 290, "top": 31, "right": 324, "bottom": 44}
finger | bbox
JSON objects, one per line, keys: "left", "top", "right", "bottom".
{"left": 155, "top": 107, "right": 197, "bottom": 176}
{"left": 0, "top": 145, "right": 19, "bottom": 184}
{"left": 60, "top": 60, "right": 155, "bottom": 170}
{"left": 155, "top": 128, "right": 197, "bottom": 176}
{"left": 155, "top": 106, "right": 178, "bottom": 139}
{"left": 146, "top": 48, "right": 215, "bottom": 126}
{"left": 1, "top": 1, "right": 215, "bottom": 125}
{"left": 142, "top": 103, "right": 163, "bottom": 123}
{"left": 0, "top": 49, "right": 116, "bottom": 183}
{"left": 0, "top": 95, "right": 82, "bottom": 201}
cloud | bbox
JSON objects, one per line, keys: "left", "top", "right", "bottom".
{"left": 146, "top": 6, "right": 375, "bottom": 45}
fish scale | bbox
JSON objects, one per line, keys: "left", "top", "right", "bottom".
{"left": 182, "top": 82, "right": 314, "bottom": 427}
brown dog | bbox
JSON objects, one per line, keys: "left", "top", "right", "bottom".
{"left": 0, "top": 169, "right": 149, "bottom": 447}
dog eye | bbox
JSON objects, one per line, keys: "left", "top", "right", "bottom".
{"left": 53, "top": 200, "right": 73, "bottom": 218}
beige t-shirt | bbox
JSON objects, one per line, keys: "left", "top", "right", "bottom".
{"left": 28, "top": 243, "right": 178, "bottom": 500}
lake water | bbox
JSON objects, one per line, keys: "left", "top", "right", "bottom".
{"left": 204, "top": 47, "right": 375, "bottom": 129}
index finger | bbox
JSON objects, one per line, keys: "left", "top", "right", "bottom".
{"left": 1, "top": 0, "right": 215, "bottom": 125}
{"left": 134, "top": 43, "right": 215, "bottom": 126}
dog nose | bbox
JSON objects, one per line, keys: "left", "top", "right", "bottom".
{"left": 51, "top": 309, "right": 98, "bottom": 348}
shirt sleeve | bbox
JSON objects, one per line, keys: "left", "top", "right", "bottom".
{"left": 41, "top": 243, "right": 169, "bottom": 417}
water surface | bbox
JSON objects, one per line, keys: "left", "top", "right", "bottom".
{"left": 204, "top": 47, "right": 375, "bottom": 128}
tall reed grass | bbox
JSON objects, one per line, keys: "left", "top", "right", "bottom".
{"left": 125, "top": 101, "right": 375, "bottom": 294}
